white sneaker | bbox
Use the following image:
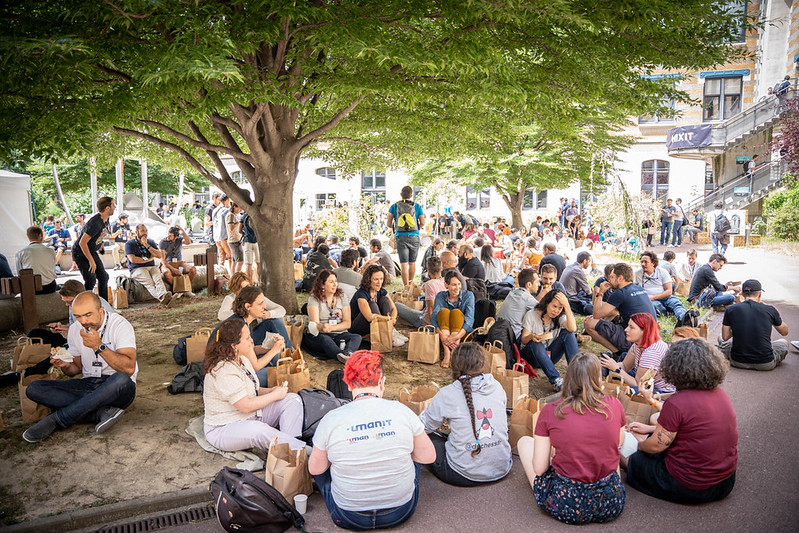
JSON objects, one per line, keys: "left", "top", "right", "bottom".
{"left": 392, "top": 329, "right": 408, "bottom": 347}
{"left": 553, "top": 377, "right": 564, "bottom": 392}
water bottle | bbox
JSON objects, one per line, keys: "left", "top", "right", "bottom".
{"left": 339, "top": 339, "right": 346, "bottom": 351}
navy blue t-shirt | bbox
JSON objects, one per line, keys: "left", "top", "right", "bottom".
{"left": 351, "top": 287, "right": 388, "bottom": 324}
{"left": 125, "top": 238, "right": 159, "bottom": 272}
{"left": 605, "top": 282, "right": 656, "bottom": 327}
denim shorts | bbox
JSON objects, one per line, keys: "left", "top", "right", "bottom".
{"left": 395, "top": 234, "right": 420, "bottom": 263}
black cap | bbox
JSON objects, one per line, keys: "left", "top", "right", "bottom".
{"left": 742, "top": 279, "right": 763, "bottom": 293}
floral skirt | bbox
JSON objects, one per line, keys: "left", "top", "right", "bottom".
{"left": 533, "top": 467, "right": 625, "bottom": 525}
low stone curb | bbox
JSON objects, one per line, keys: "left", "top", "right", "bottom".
{"left": 4, "top": 486, "right": 211, "bottom": 533}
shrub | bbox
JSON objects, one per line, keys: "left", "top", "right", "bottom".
{"left": 769, "top": 203, "right": 799, "bottom": 241}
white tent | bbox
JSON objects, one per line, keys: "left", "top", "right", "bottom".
{"left": 0, "top": 170, "right": 33, "bottom": 271}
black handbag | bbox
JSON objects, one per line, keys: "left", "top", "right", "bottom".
{"left": 210, "top": 467, "right": 306, "bottom": 533}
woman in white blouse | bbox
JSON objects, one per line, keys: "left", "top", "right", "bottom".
{"left": 203, "top": 317, "right": 305, "bottom": 451}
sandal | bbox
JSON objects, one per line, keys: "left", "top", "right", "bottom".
{"left": 440, "top": 360, "right": 451, "bottom": 369}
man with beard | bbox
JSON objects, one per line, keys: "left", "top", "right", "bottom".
{"left": 22, "top": 291, "right": 137, "bottom": 443}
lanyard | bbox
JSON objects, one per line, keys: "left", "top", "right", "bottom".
{"left": 239, "top": 358, "right": 259, "bottom": 393}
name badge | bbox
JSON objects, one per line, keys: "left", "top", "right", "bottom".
{"left": 86, "top": 360, "right": 103, "bottom": 377}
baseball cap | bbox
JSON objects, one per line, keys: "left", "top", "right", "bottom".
{"left": 741, "top": 279, "right": 763, "bottom": 293}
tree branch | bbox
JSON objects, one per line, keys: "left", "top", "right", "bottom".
{"left": 96, "top": 65, "right": 132, "bottom": 82}
{"left": 139, "top": 120, "right": 252, "bottom": 162}
{"left": 298, "top": 95, "right": 365, "bottom": 148}
{"left": 100, "top": 0, "right": 153, "bottom": 19}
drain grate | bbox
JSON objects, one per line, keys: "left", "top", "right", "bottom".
{"left": 96, "top": 504, "right": 216, "bottom": 533}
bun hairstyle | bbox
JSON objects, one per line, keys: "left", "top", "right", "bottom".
{"left": 452, "top": 343, "right": 488, "bottom": 457}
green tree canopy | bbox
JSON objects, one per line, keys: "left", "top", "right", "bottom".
{"left": 0, "top": 0, "right": 748, "bottom": 310}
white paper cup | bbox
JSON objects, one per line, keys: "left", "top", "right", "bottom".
{"left": 293, "top": 494, "right": 308, "bottom": 514}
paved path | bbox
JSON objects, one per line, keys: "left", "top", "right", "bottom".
{"left": 76, "top": 245, "right": 799, "bottom": 532}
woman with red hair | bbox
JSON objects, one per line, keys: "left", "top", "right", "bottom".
{"left": 600, "top": 312, "right": 675, "bottom": 394}
{"left": 309, "top": 350, "right": 435, "bottom": 530}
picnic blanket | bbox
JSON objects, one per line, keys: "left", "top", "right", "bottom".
{"left": 185, "top": 416, "right": 265, "bottom": 472}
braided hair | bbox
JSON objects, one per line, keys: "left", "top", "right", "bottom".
{"left": 451, "top": 342, "right": 488, "bottom": 457}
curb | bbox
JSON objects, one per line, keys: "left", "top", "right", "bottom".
{"left": 4, "top": 486, "right": 211, "bottom": 533}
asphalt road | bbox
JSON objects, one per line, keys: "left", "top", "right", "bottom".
{"left": 81, "top": 244, "right": 799, "bottom": 532}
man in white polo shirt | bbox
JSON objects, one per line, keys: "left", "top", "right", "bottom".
{"left": 22, "top": 291, "right": 137, "bottom": 443}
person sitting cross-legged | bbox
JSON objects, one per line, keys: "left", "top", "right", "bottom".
{"left": 623, "top": 338, "right": 738, "bottom": 504}
{"left": 517, "top": 353, "right": 626, "bottom": 525}
{"left": 419, "top": 342, "right": 512, "bottom": 486}
{"left": 303, "top": 270, "right": 362, "bottom": 364}
{"left": 584, "top": 263, "right": 656, "bottom": 357}
{"left": 309, "top": 350, "right": 435, "bottom": 531}
{"left": 520, "top": 289, "right": 578, "bottom": 391}
{"left": 22, "top": 291, "right": 137, "bottom": 443}
{"left": 634, "top": 251, "right": 686, "bottom": 322}
{"left": 717, "top": 279, "right": 790, "bottom": 371}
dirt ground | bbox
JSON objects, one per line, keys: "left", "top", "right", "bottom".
{"left": 0, "top": 288, "right": 573, "bottom": 524}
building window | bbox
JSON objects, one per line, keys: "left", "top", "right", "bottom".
{"left": 641, "top": 160, "right": 670, "bottom": 201}
{"left": 721, "top": 0, "right": 748, "bottom": 44}
{"left": 536, "top": 190, "right": 548, "bottom": 209}
{"left": 316, "top": 167, "right": 336, "bottom": 180}
{"left": 315, "top": 193, "right": 336, "bottom": 210}
{"left": 361, "top": 169, "right": 386, "bottom": 205}
{"left": 522, "top": 190, "right": 535, "bottom": 210}
{"left": 638, "top": 97, "right": 676, "bottom": 123}
{"left": 703, "top": 76, "right": 742, "bottom": 121}
{"left": 362, "top": 169, "right": 386, "bottom": 190}
{"left": 466, "top": 187, "right": 490, "bottom": 210}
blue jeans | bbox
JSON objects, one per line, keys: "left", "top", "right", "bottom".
{"left": 314, "top": 463, "right": 422, "bottom": 530}
{"left": 659, "top": 222, "right": 672, "bottom": 245}
{"left": 26, "top": 372, "right": 136, "bottom": 428}
{"left": 671, "top": 219, "right": 683, "bottom": 245}
{"left": 252, "top": 318, "right": 293, "bottom": 351}
{"left": 395, "top": 302, "right": 425, "bottom": 328}
{"left": 712, "top": 293, "right": 735, "bottom": 306}
{"left": 711, "top": 233, "right": 727, "bottom": 255}
{"left": 652, "top": 296, "right": 686, "bottom": 320}
{"left": 301, "top": 331, "right": 362, "bottom": 360}
{"left": 520, "top": 329, "right": 579, "bottom": 383}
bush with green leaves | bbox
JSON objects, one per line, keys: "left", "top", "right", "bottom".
{"left": 768, "top": 203, "right": 799, "bottom": 241}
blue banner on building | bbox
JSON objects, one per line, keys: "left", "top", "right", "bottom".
{"left": 666, "top": 124, "right": 713, "bottom": 150}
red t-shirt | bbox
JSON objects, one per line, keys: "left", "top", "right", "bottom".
{"left": 658, "top": 388, "right": 738, "bottom": 490}
{"left": 535, "top": 396, "right": 626, "bottom": 483}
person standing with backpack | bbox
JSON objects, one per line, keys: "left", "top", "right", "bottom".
{"left": 387, "top": 186, "right": 425, "bottom": 286}
{"left": 710, "top": 201, "right": 731, "bottom": 255}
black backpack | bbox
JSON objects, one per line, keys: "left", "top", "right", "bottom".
{"left": 486, "top": 317, "right": 516, "bottom": 369}
{"left": 210, "top": 467, "right": 305, "bottom": 533}
{"left": 167, "top": 362, "right": 204, "bottom": 394}
{"left": 466, "top": 278, "right": 488, "bottom": 301}
{"left": 677, "top": 309, "right": 700, "bottom": 329}
{"left": 486, "top": 281, "right": 513, "bottom": 300}
{"left": 173, "top": 336, "right": 189, "bottom": 365}
{"left": 297, "top": 388, "right": 349, "bottom": 444}
{"left": 473, "top": 298, "right": 496, "bottom": 330}
{"left": 715, "top": 212, "right": 731, "bottom": 233}
{"left": 326, "top": 368, "right": 353, "bottom": 400}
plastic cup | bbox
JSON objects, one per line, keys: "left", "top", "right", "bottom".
{"left": 293, "top": 494, "right": 308, "bottom": 514}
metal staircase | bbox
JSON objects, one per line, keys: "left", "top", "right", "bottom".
{"left": 684, "top": 159, "right": 786, "bottom": 213}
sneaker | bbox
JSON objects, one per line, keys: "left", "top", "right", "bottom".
{"left": 336, "top": 351, "right": 351, "bottom": 364}
{"left": 95, "top": 407, "right": 125, "bottom": 434}
{"left": 113, "top": 264, "right": 123, "bottom": 270}
{"left": 791, "top": 340, "right": 799, "bottom": 351}
{"left": 553, "top": 377, "right": 564, "bottom": 392}
{"left": 160, "top": 291, "right": 173, "bottom": 307}
{"left": 0, "top": 371, "right": 20, "bottom": 388}
{"left": 55, "top": 265, "right": 62, "bottom": 275}
{"left": 22, "top": 414, "right": 59, "bottom": 443}
{"left": 392, "top": 329, "right": 408, "bottom": 347}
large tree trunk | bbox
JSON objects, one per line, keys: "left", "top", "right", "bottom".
{"left": 502, "top": 192, "right": 524, "bottom": 230}
{"left": 249, "top": 156, "right": 300, "bottom": 314}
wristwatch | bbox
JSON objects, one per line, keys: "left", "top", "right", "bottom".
{"left": 95, "top": 343, "right": 108, "bottom": 355}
